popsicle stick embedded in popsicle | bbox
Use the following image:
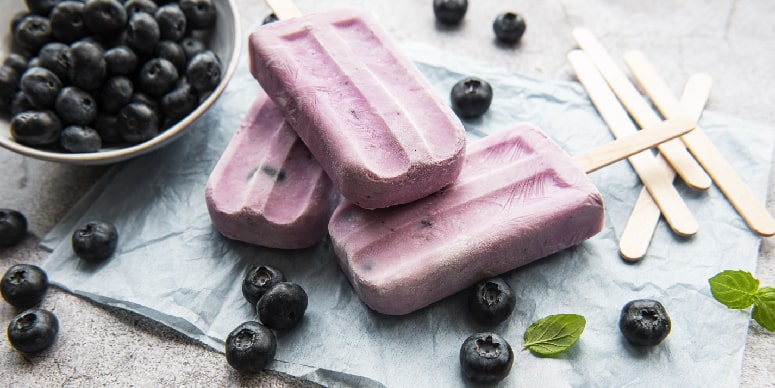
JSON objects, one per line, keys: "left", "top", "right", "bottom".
{"left": 624, "top": 51, "right": 775, "bottom": 237}
{"left": 617, "top": 73, "right": 713, "bottom": 260}
{"left": 572, "top": 117, "right": 695, "bottom": 174}
{"left": 568, "top": 50, "right": 698, "bottom": 238}
{"left": 572, "top": 28, "right": 711, "bottom": 190}
{"left": 266, "top": 0, "right": 302, "bottom": 19}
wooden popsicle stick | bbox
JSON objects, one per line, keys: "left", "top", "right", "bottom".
{"left": 568, "top": 50, "right": 698, "bottom": 237}
{"left": 617, "top": 80, "right": 711, "bottom": 261}
{"left": 572, "top": 28, "right": 712, "bottom": 190}
{"left": 624, "top": 50, "right": 775, "bottom": 236}
{"left": 573, "top": 117, "right": 695, "bottom": 173}
{"left": 266, "top": 0, "right": 302, "bottom": 20}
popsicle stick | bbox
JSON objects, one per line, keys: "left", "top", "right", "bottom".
{"left": 568, "top": 50, "right": 698, "bottom": 237}
{"left": 617, "top": 79, "right": 711, "bottom": 260}
{"left": 266, "top": 0, "right": 302, "bottom": 19}
{"left": 573, "top": 117, "right": 695, "bottom": 173}
{"left": 624, "top": 51, "right": 775, "bottom": 236}
{"left": 572, "top": 28, "right": 712, "bottom": 190}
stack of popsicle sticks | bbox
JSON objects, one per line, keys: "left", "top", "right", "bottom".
{"left": 569, "top": 28, "right": 775, "bottom": 261}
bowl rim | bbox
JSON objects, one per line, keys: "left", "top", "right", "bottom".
{"left": 0, "top": 0, "right": 243, "bottom": 166}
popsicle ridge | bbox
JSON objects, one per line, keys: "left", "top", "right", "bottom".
{"left": 249, "top": 9, "right": 466, "bottom": 208}
{"left": 205, "top": 93, "right": 337, "bottom": 249}
{"left": 330, "top": 124, "right": 605, "bottom": 314}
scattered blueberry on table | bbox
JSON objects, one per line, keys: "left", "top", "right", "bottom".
{"left": 450, "top": 76, "right": 493, "bottom": 118}
{"left": 0, "top": 208, "right": 28, "bottom": 246}
{"left": 242, "top": 265, "right": 286, "bottom": 307}
{"left": 71, "top": 220, "right": 118, "bottom": 263}
{"left": 257, "top": 282, "right": 308, "bottom": 331}
{"left": 1, "top": 263, "right": 48, "bottom": 308}
{"left": 619, "top": 299, "right": 672, "bottom": 346}
{"left": 459, "top": 332, "right": 514, "bottom": 383}
{"left": 469, "top": 277, "right": 516, "bottom": 325}
{"left": 7, "top": 308, "right": 60, "bottom": 354}
{"left": 433, "top": 0, "right": 468, "bottom": 25}
{"left": 493, "top": 11, "right": 527, "bottom": 44}
{"left": 225, "top": 321, "right": 277, "bottom": 373}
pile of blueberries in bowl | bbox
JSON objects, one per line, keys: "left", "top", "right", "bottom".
{"left": 0, "top": 0, "right": 240, "bottom": 165}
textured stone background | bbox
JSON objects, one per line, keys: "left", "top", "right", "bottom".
{"left": 1, "top": 0, "right": 773, "bottom": 386}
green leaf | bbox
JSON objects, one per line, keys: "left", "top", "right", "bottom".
{"left": 522, "top": 314, "right": 585, "bottom": 356}
{"left": 752, "top": 287, "right": 775, "bottom": 332}
{"left": 708, "top": 270, "right": 759, "bottom": 309}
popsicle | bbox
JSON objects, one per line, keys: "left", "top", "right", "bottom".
{"left": 329, "top": 118, "right": 695, "bottom": 315}
{"left": 248, "top": 8, "right": 467, "bottom": 209}
{"left": 205, "top": 92, "right": 338, "bottom": 249}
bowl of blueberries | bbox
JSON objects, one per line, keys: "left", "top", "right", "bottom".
{"left": 0, "top": 0, "right": 241, "bottom": 165}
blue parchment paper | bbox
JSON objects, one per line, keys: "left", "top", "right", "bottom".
{"left": 41, "top": 43, "right": 775, "bottom": 387}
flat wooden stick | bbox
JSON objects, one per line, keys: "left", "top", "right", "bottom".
{"left": 573, "top": 117, "right": 695, "bottom": 173}
{"left": 266, "top": 0, "right": 302, "bottom": 19}
{"left": 572, "top": 28, "right": 711, "bottom": 190}
{"left": 624, "top": 50, "right": 775, "bottom": 236}
{"left": 617, "top": 77, "right": 712, "bottom": 261}
{"left": 568, "top": 50, "right": 698, "bottom": 238}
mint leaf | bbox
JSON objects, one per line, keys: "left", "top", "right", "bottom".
{"left": 522, "top": 314, "right": 585, "bottom": 356}
{"left": 752, "top": 287, "right": 775, "bottom": 332}
{"left": 708, "top": 270, "right": 759, "bottom": 309}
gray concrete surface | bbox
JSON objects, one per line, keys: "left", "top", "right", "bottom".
{"left": 1, "top": 0, "right": 773, "bottom": 386}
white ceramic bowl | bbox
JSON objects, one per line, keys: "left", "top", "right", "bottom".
{"left": 0, "top": 0, "right": 241, "bottom": 165}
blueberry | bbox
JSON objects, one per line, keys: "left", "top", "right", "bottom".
{"left": 124, "top": 0, "right": 158, "bottom": 18}
{"left": 104, "top": 45, "right": 138, "bottom": 75}
{"left": 84, "top": 0, "right": 128, "bottom": 37}
{"left": 21, "top": 67, "right": 62, "bottom": 109}
{"left": 55, "top": 86, "right": 98, "bottom": 125}
{"left": 257, "top": 282, "right": 308, "bottom": 330}
{"left": 60, "top": 125, "right": 101, "bottom": 152}
{"left": 0, "top": 209, "right": 28, "bottom": 246}
{"left": 468, "top": 277, "right": 516, "bottom": 325}
{"left": 25, "top": 0, "right": 60, "bottom": 16}
{"left": 7, "top": 308, "right": 59, "bottom": 354}
{"left": 71, "top": 220, "right": 118, "bottom": 262}
{"left": 14, "top": 15, "right": 53, "bottom": 52}
{"left": 459, "top": 332, "right": 514, "bottom": 384}
{"left": 99, "top": 76, "right": 133, "bottom": 113}
{"left": 37, "top": 42, "right": 72, "bottom": 83}
{"left": 180, "top": 36, "right": 205, "bottom": 62}
{"left": 241, "top": 265, "right": 286, "bottom": 307}
{"left": 155, "top": 4, "right": 187, "bottom": 42}
{"left": 10, "top": 92, "right": 35, "bottom": 116}
{"left": 493, "top": 12, "right": 526, "bottom": 45}
{"left": 262, "top": 13, "right": 277, "bottom": 25}
{"left": 433, "top": 0, "right": 468, "bottom": 25}
{"left": 124, "top": 12, "right": 160, "bottom": 56}
{"left": 69, "top": 40, "right": 107, "bottom": 91}
{"left": 619, "top": 299, "right": 671, "bottom": 346}
{"left": 94, "top": 112, "right": 122, "bottom": 143}
{"left": 0, "top": 66, "right": 20, "bottom": 110}
{"left": 186, "top": 50, "right": 220, "bottom": 94}
{"left": 225, "top": 321, "right": 276, "bottom": 373}
{"left": 1, "top": 264, "right": 48, "bottom": 308}
{"left": 137, "top": 57, "right": 178, "bottom": 96}
{"left": 118, "top": 102, "right": 159, "bottom": 143}
{"left": 155, "top": 40, "right": 186, "bottom": 72}
{"left": 4, "top": 53, "right": 29, "bottom": 74}
{"left": 10, "top": 110, "right": 62, "bottom": 146}
{"left": 161, "top": 80, "right": 197, "bottom": 125}
{"left": 50, "top": 1, "right": 89, "bottom": 44}
{"left": 179, "top": 0, "right": 215, "bottom": 30}
{"left": 450, "top": 76, "right": 493, "bottom": 118}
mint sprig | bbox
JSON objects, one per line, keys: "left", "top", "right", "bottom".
{"left": 522, "top": 314, "right": 585, "bottom": 356}
{"left": 708, "top": 270, "right": 775, "bottom": 332}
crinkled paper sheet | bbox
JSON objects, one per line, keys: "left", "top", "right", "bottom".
{"left": 42, "top": 43, "right": 775, "bottom": 387}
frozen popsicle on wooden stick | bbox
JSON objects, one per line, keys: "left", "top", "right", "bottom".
{"left": 624, "top": 51, "right": 775, "bottom": 237}
{"left": 251, "top": 5, "right": 467, "bottom": 209}
{"left": 572, "top": 28, "right": 711, "bottom": 190}
{"left": 330, "top": 119, "right": 694, "bottom": 315}
{"left": 568, "top": 50, "right": 698, "bottom": 239}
